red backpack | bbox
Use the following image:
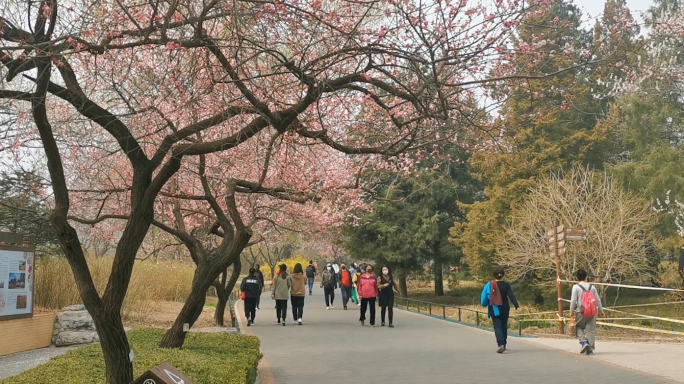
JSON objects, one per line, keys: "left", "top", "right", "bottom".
{"left": 578, "top": 284, "right": 597, "bottom": 317}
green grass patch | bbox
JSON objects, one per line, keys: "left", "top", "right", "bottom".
{"left": 1, "top": 329, "right": 262, "bottom": 384}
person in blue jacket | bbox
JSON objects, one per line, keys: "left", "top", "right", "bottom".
{"left": 481, "top": 266, "right": 519, "bottom": 353}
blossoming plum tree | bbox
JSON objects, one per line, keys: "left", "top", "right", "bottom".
{"left": 0, "top": 0, "right": 610, "bottom": 381}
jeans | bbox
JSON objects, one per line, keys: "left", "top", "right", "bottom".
{"left": 291, "top": 296, "right": 305, "bottom": 320}
{"left": 576, "top": 314, "right": 597, "bottom": 350}
{"left": 324, "top": 286, "right": 335, "bottom": 306}
{"left": 275, "top": 299, "right": 288, "bottom": 321}
{"left": 360, "top": 297, "right": 376, "bottom": 325}
{"left": 492, "top": 311, "right": 510, "bottom": 347}
{"left": 307, "top": 277, "right": 315, "bottom": 293}
{"left": 244, "top": 298, "right": 257, "bottom": 322}
{"left": 340, "top": 286, "right": 351, "bottom": 307}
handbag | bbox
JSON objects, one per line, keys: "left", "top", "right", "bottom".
{"left": 241, "top": 291, "right": 246, "bottom": 300}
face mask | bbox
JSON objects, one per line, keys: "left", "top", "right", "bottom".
{"left": 342, "top": 267, "right": 346, "bottom": 270}
{"left": 327, "top": 267, "right": 332, "bottom": 271}
{"left": 366, "top": 270, "right": 372, "bottom": 273}
{"left": 382, "top": 270, "right": 389, "bottom": 275}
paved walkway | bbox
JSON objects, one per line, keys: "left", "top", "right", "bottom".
{"left": 242, "top": 289, "right": 676, "bottom": 384}
{"left": 0, "top": 346, "right": 78, "bottom": 380}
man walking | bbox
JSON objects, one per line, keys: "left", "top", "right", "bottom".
{"left": 338, "top": 263, "right": 353, "bottom": 309}
{"left": 569, "top": 269, "right": 605, "bottom": 355}
{"left": 240, "top": 267, "right": 263, "bottom": 326}
{"left": 254, "top": 264, "right": 265, "bottom": 309}
{"left": 306, "top": 260, "right": 317, "bottom": 295}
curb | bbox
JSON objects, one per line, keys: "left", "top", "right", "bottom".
{"left": 234, "top": 299, "right": 276, "bottom": 384}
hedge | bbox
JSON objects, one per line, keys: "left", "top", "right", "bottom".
{"left": 0, "top": 328, "right": 262, "bottom": 384}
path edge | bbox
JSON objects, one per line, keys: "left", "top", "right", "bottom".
{"left": 234, "top": 300, "right": 276, "bottom": 384}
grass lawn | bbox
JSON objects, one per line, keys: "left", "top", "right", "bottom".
{"left": 0, "top": 329, "right": 262, "bottom": 384}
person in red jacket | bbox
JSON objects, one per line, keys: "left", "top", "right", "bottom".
{"left": 338, "top": 263, "right": 353, "bottom": 310}
{"left": 357, "top": 264, "right": 379, "bottom": 326}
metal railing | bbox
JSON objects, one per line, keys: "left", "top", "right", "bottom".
{"left": 395, "top": 297, "right": 527, "bottom": 336}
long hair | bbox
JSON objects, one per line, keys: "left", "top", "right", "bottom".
{"left": 294, "top": 263, "right": 303, "bottom": 274}
{"left": 279, "top": 263, "right": 288, "bottom": 279}
{"left": 380, "top": 266, "right": 393, "bottom": 283}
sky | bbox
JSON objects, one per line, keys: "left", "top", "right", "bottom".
{"left": 574, "top": 0, "right": 654, "bottom": 26}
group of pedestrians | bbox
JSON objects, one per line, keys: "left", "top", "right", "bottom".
{"left": 480, "top": 267, "right": 605, "bottom": 355}
{"left": 240, "top": 260, "right": 400, "bottom": 328}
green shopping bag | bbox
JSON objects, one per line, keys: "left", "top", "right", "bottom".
{"left": 351, "top": 288, "right": 358, "bottom": 303}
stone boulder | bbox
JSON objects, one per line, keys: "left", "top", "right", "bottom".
{"left": 52, "top": 305, "right": 99, "bottom": 347}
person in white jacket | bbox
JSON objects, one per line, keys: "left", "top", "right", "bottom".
{"left": 569, "top": 269, "right": 605, "bottom": 355}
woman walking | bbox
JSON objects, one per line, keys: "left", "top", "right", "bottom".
{"left": 352, "top": 264, "right": 364, "bottom": 307}
{"left": 321, "top": 263, "right": 337, "bottom": 309}
{"left": 290, "top": 263, "right": 307, "bottom": 325}
{"left": 378, "top": 266, "right": 399, "bottom": 327}
{"left": 271, "top": 264, "right": 291, "bottom": 326}
{"left": 357, "top": 264, "right": 379, "bottom": 326}
{"left": 240, "top": 267, "right": 263, "bottom": 326}
{"left": 480, "top": 266, "right": 519, "bottom": 353}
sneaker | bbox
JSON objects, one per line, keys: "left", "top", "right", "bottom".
{"left": 326, "top": 306, "right": 330, "bottom": 310}
{"left": 282, "top": 322, "right": 286, "bottom": 327}
{"left": 389, "top": 324, "right": 394, "bottom": 328}
{"left": 496, "top": 346, "right": 505, "bottom": 354}
{"left": 277, "top": 319, "right": 281, "bottom": 324}
{"left": 580, "top": 342, "right": 590, "bottom": 354}
{"left": 331, "top": 305, "right": 334, "bottom": 309}
{"left": 360, "top": 320, "right": 365, "bottom": 326}
{"left": 381, "top": 322, "right": 385, "bottom": 326}
{"left": 298, "top": 318, "right": 303, "bottom": 325}
{"left": 247, "top": 320, "right": 252, "bottom": 327}
{"left": 309, "top": 291, "right": 312, "bottom": 295}
{"left": 371, "top": 324, "right": 375, "bottom": 327}
{"left": 586, "top": 349, "right": 594, "bottom": 356}
{"left": 293, "top": 320, "right": 298, "bottom": 325}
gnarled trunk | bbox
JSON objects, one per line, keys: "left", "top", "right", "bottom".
{"left": 93, "top": 312, "right": 134, "bottom": 384}
{"left": 214, "top": 257, "right": 242, "bottom": 326}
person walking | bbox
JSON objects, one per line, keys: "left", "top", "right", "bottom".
{"left": 321, "top": 263, "right": 337, "bottom": 309}
{"left": 290, "top": 263, "right": 307, "bottom": 325}
{"left": 378, "top": 266, "right": 399, "bottom": 327}
{"left": 352, "top": 264, "right": 364, "bottom": 306}
{"left": 480, "top": 266, "right": 519, "bottom": 353}
{"left": 305, "top": 260, "right": 317, "bottom": 295}
{"left": 271, "top": 264, "right": 291, "bottom": 326}
{"left": 240, "top": 268, "right": 263, "bottom": 326}
{"left": 254, "top": 264, "right": 265, "bottom": 309}
{"left": 357, "top": 264, "right": 379, "bottom": 326}
{"left": 570, "top": 269, "right": 605, "bottom": 355}
{"left": 349, "top": 263, "right": 358, "bottom": 304}
{"left": 338, "top": 263, "right": 353, "bottom": 310}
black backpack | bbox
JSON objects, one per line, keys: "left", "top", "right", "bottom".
{"left": 306, "top": 265, "right": 315, "bottom": 277}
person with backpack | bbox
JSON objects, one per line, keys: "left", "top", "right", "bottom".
{"left": 290, "top": 263, "right": 307, "bottom": 325}
{"left": 320, "top": 263, "right": 337, "bottom": 309}
{"left": 271, "top": 264, "right": 292, "bottom": 326}
{"left": 480, "top": 266, "right": 519, "bottom": 353}
{"left": 240, "top": 268, "right": 263, "bottom": 326}
{"left": 338, "top": 263, "right": 353, "bottom": 310}
{"left": 570, "top": 269, "right": 605, "bottom": 355}
{"left": 305, "top": 260, "right": 317, "bottom": 295}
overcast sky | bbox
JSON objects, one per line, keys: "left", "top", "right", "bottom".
{"left": 574, "top": 0, "right": 654, "bottom": 26}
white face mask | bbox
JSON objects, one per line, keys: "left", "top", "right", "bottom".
{"left": 382, "top": 270, "right": 389, "bottom": 275}
{"left": 327, "top": 267, "right": 332, "bottom": 271}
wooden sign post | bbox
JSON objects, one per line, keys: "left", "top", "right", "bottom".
{"left": 548, "top": 222, "right": 587, "bottom": 334}
{"left": 130, "top": 362, "right": 195, "bottom": 384}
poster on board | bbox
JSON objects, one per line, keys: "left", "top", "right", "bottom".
{"left": 0, "top": 250, "right": 34, "bottom": 319}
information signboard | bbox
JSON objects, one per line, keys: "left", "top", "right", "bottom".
{"left": 0, "top": 232, "right": 35, "bottom": 321}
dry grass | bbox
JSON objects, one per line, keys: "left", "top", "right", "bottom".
{"left": 35, "top": 256, "right": 195, "bottom": 322}
{"left": 124, "top": 300, "right": 218, "bottom": 329}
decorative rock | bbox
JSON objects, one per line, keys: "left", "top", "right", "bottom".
{"left": 56, "top": 311, "right": 96, "bottom": 331}
{"left": 62, "top": 304, "right": 86, "bottom": 312}
{"left": 54, "top": 330, "right": 99, "bottom": 347}
{"left": 190, "top": 327, "right": 238, "bottom": 334}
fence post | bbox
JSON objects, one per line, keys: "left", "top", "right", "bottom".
{"left": 458, "top": 308, "right": 461, "bottom": 322}
{"left": 442, "top": 305, "right": 446, "bottom": 319}
{"left": 417, "top": 302, "right": 420, "bottom": 313}
{"left": 429, "top": 303, "right": 432, "bottom": 315}
{"left": 476, "top": 311, "right": 480, "bottom": 326}
{"left": 518, "top": 318, "right": 523, "bottom": 336}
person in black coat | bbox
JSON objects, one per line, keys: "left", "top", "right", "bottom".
{"left": 254, "top": 264, "right": 265, "bottom": 309}
{"left": 241, "top": 268, "right": 263, "bottom": 326}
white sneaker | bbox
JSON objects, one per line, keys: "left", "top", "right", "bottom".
{"left": 331, "top": 305, "right": 334, "bottom": 309}
{"left": 293, "top": 320, "right": 298, "bottom": 325}
{"left": 326, "top": 306, "right": 330, "bottom": 310}
{"left": 298, "top": 318, "right": 302, "bottom": 325}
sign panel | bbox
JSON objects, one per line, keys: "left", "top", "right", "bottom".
{"left": 0, "top": 249, "right": 34, "bottom": 320}
{"left": 566, "top": 235, "right": 588, "bottom": 241}
{"left": 556, "top": 225, "right": 565, "bottom": 234}
{"left": 549, "top": 240, "right": 566, "bottom": 250}
{"left": 131, "top": 362, "right": 196, "bottom": 384}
